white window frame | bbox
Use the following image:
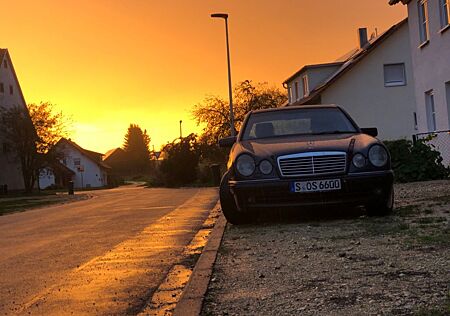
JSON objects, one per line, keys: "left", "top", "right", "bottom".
{"left": 418, "top": 0, "right": 430, "bottom": 45}
{"left": 294, "top": 81, "right": 299, "bottom": 101}
{"left": 384, "top": 63, "right": 407, "bottom": 87}
{"left": 288, "top": 85, "right": 293, "bottom": 104}
{"left": 302, "top": 75, "right": 309, "bottom": 97}
{"left": 425, "top": 90, "right": 437, "bottom": 132}
{"left": 439, "top": 0, "right": 450, "bottom": 30}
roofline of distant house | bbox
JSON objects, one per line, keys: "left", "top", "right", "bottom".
{"left": 103, "top": 147, "right": 125, "bottom": 161}
{"left": 57, "top": 138, "right": 112, "bottom": 170}
{"left": 283, "top": 62, "right": 344, "bottom": 84}
{"left": 292, "top": 18, "right": 408, "bottom": 106}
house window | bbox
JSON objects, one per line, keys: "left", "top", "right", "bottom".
{"left": 413, "top": 112, "right": 418, "bottom": 130}
{"left": 418, "top": 0, "right": 429, "bottom": 45}
{"left": 294, "top": 82, "right": 299, "bottom": 101}
{"left": 287, "top": 86, "right": 292, "bottom": 103}
{"left": 0, "top": 83, "right": 3, "bottom": 94}
{"left": 9, "top": 85, "right": 13, "bottom": 95}
{"left": 288, "top": 85, "right": 294, "bottom": 103}
{"left": 302, "top": 75, "right": 309, "bottom": 97}
{"left": 440, "top": 0, "right": 450, "bottom": 29}
{"left": 384, "top": 63, "right": 406, "bottom": 86}
{"left": 73, "top": 158, "right": 81, "bottom": 166}
{"left": 425, "top": 90, "right": 437, "bottom": 132}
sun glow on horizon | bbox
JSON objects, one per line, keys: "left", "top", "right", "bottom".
{"left": 2, "top": 1, "right": 405, "bottom": 153}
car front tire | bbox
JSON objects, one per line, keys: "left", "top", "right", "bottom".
{"left": 219, "top": 172, "right": 253, "bottom": 225}
{"left": 366, "top": 186, "right": 394, "bottom": 216}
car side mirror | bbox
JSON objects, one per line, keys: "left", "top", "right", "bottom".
{"left": 361, "top": 127, "right": 378, "bottom": 137}
{"left": 218, "top": 136, "right": 237, "bottom": 148}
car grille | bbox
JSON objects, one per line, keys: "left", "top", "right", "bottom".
{"left": 277, "top": 152, "right": 347, "bottom": 177}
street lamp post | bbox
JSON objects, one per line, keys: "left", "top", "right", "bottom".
{"left": 179, "top": 120, "right": 183, "bottom": 139}
{"left": 211, "top": 13, "right": 235, "bottom": 137}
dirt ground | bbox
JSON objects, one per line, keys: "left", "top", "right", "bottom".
{"left": 202, "top": 180, "right": 450, "bottom": 315}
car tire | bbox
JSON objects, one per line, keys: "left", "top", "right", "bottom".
{"left": 366, "top": 186, "right": 394, "bottom": 217}
{"left": 219, "top": 172, "right": 253, "bottom": 225}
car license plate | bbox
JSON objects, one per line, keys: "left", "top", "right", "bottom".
{"left": 291, "top": 179, "right": 341, "bottom": 193}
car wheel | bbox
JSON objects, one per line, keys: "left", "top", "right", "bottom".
{"left": 366, "top": 186, "right": 394, "bottom": 217}
{"left": 219, "top": 172, "right": 253, "bottom": 225}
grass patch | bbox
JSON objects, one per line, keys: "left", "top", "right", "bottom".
{"left": 395, "top": 204, "right": 420, "bottom": 217}
{"left": 412, "top": 217, "right": 448, "bottom": 225}
{"left": 414, "top": 229, "right": 450, "bottom": 246}
{"left": 0, "top": 194, "right": 85, "bottom": 216}
{"left": 0, "top": 199, "right": 62, "bottom": 216}
{"left": 359, "top": 218, "right": 412, "bottom": 236}
{"left": 415, "top": 291, "right": 450, "bottom": 315}
{"left": 418, "top": 195, "right": 450, "bottom": 204}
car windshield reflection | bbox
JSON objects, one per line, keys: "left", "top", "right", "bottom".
{"left": 242, "top": 108, "right": 358, "bottom": 140}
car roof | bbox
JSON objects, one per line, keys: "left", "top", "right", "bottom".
{"left": 250, "top": 104, "right": 340, "bottom": 114}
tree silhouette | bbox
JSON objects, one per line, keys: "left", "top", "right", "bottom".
{"left": 160, "top": 134, "right": 200, "bottom": 187}
{"left": 29, "top": 102, "right": 69, "bottom": 154}
{"left": 192, "top": 80, "right": 287, "bottom": 145}
{"left": 192, "top": 80, "right": 287, "bottom": 166}
{"left": 123, "top": 124, "right": 151, "bottom": 173}
{"left": 0, "top": 102, "right": 69, "bottom": 192}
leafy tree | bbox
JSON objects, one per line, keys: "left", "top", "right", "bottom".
{"left": 28, "top": 102, "right": 69, "bottom": 154}
{"left": 0, "top": 102, "right": 69, "bottom": 193}
{"left": 160, "top": 134, "right": 200, "bottom": 187}
{"left": 123, "top": 124, "right": 151, "bottom": 173}
{"left": 192, "top": 80, "right": 287, "bottom": 167}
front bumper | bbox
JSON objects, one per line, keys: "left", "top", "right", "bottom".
{"left": 229, "top": 170, "right": 393, "bottom": 210}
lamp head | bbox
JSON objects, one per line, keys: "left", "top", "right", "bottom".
{"left": 211, "top": 13, "right": 228, "bottom": 19}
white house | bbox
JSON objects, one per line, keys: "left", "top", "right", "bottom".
{"left": 0, "top": 48, "right": 30, "bottom": 191}
{"left": 38, "top": 161, "right": 75, "bottom": 190}
{"left": 284, "top": 19, "right": 418, "bottom": 141}
{"left": 389, "top": 0, "right": 450, "bottom": 164}
{"left": 52, "top": 138, "right": 111, "bottom": 189}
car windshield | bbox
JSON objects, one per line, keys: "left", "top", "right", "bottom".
{"left": 242, "top": 108, "right": 358, "bottom": 140}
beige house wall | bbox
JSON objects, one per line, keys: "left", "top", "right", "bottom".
{"left": 321, "top": 22, "right": 417, "bottom": 141}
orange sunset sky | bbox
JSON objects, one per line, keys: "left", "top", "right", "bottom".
{"left": 2, "top": 1, "right": 406, "bottom": 153}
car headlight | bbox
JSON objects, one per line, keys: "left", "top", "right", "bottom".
{"left": 368, "top": 145, "right": 388, "bottom": 167}
{"left": 236, "top": 154, "right": 256, "bottom": 176}
{"left": 259, "top": 160, "right": 273, "bottom": 175}
{"left": 352, "top": 153, "right": 366, "bottom": 168}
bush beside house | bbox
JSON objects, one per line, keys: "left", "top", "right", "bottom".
{"left": 384, "top": 139, "right": 450, "bottom": 183}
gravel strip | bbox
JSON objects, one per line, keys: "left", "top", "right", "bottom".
{"left": 202, "top": 180, "right": 450, "bottom": 315}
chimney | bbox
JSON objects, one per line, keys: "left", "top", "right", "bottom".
{"left": 358, "top": 28, "right": 369, "bottom": 48}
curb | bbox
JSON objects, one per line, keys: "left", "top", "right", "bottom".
{"left": 173, "top": 203, "right": 227, "bottom": 316}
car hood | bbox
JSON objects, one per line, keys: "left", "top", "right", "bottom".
{"left": 235, "top": 133, "right": 377, "bottom": 158}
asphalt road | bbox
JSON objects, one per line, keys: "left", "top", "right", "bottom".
{"left": 0, "top": 185, "right": 218, "bottom": 315}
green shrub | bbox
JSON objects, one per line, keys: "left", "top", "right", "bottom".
{"left": 384, "top": 138, "right": 449, "bottom": 183}
{"left": 159, "top": 134, "right": 200, "bottom": 187}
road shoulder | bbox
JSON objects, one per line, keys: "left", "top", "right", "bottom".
{"left": 173, "top": 203, "right": 226, "bottom": 316}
